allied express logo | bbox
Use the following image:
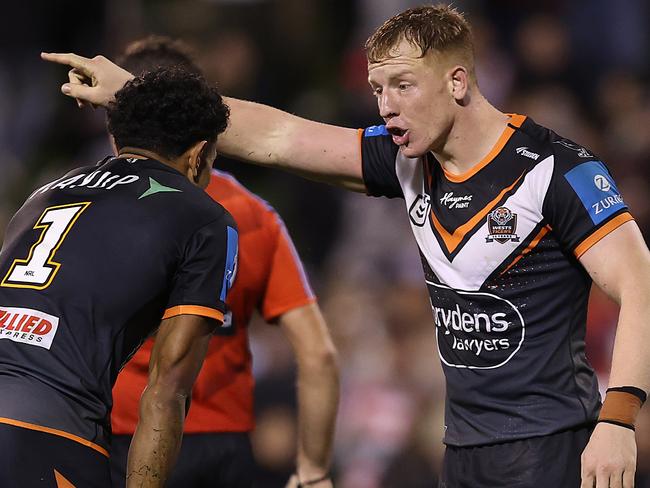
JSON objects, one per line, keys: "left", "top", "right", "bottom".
{"left": 486, "top": 207, "right": 520, "bottom": 244}
{"left": 0, "top": 306, "right": 59, "bottom": 349}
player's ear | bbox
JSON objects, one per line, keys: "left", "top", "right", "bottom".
{"left": 186, "top": 140, "right": 208, "bottom": 184}
{"left": 448, "top": 65, "right": 469, "bottom": 102}
{"left": 108, "top": 134, "right": 118, "bottom": 156}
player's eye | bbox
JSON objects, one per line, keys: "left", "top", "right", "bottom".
{"left": 399, "top": 82, "right": 411, "bottom": 91}
{"left": 372, "top": 87, "right": 382, "bottom": 97}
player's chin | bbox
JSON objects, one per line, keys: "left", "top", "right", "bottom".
{"left": 398, "top": 141, "right": 427, "bottom": 159}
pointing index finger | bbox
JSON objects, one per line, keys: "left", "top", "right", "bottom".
{"left": 41, "top": 52, "right": 93, "bottom": 75}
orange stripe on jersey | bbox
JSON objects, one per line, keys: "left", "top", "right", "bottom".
{"left": 500, "top": 225, "right": 551, "bottom": 276}
{"left": 442, "top": 114, "right": 526, "bottom": 183}
{"left": 55, "top": 470, "right": 76, "bottom": 488}
{"left": 0, "top": 417, "right": 109, "bottom": 457}
{"left": 162, "top": 305, "right": 224, "bottom": 322}
{"left": 574, "top": 212, "right": 634, "bottom": 258}
{"left": 430, "top": 171, "right": 526, "bottom": 254}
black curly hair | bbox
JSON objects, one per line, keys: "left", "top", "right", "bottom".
{"left": 117, "top": 35, "right": 202, "bottom": 77}
{"left": 106, "top": 68, "right": 229, "bottom": 159}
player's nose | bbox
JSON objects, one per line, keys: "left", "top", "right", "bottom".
{"left": 378, "top": 92, "right": 398, "bottom": 120}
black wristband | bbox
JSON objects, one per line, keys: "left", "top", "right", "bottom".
{"left": 296, "top": 473, "right": 330, "bottom": 487}
{"left": 606, "top": 386, "right": 647, "bottom": 404}
{"left": 597, "top": 419, "right": 636, "bottom": 431}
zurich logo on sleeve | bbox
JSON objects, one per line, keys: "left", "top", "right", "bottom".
{"left": 220, "top": 226, "right": 239, "bottom": 301}
{"left": 364, "top": 125, "right": 389, "bottom": 137}
{"left": 564, "top": 161, "right": 626, "bottom": 225}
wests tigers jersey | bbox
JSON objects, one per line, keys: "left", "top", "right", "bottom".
{"left": 111, "top": 169, "right": 315, "bottom": 435}
{"left": 361, "top": 114, "right": 633, "bottom": 446}
{"left": 0, "top": 156, "right": 237, "bottom": 454}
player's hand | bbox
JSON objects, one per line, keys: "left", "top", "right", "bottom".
{"left": 67, "top": 67, "right": 94, "bottom": 109}
{"left": 285, "top": 474, "right": 333, "bottom": 488}
{"left": 581, "top": 422, "right": 636, "bottom": 487}
{"left": 40, "top": 52, "right": 134, "bottom": 107}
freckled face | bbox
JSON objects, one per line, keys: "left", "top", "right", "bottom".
{"left": 367, "top": 40, "right": 456, "bottom": 158}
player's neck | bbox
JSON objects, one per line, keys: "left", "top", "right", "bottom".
{"left": 432, "top": 98, "right": 509, "bottom": 177}
{"left": 118, "top": 147, "right": 181, "bottom": 172}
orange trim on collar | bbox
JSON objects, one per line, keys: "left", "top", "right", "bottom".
{"left": 442, "top": 114, "right": 527, "bottom": 183}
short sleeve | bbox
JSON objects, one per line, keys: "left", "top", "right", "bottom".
{"left": 163, "top": 214, "right": 239, "bottom": 323}
{"left": 260, "top": 212, "right": 315, "bottom": 322}
{"left": 360, "top": 126, "right": 403, "bottom": 199}
{"left": 542, "top": 158, "right": 633, "bottom": 258}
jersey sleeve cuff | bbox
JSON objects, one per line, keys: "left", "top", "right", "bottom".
{"left": 573, "top": 212, "right": 634, "bottom": 258}
{"left": 163, "top": 305, "right": 224, "bottom": 322}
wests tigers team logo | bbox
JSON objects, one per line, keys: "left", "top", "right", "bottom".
{"left": 486, "top": 207, "right": 520, "bottom": 244}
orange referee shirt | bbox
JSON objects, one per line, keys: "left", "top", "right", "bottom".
{"left": 111, "top": 169, "right": 315, "bottom": 434}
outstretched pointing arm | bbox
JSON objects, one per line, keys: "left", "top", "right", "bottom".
{"left": 220, "top": 97, "right": 364, "bottom": 190}
{"left": 41, "top": 52, "right": 134, "bottom": 106}
{"left": 41, "top": 52, "right": 366, "bottom": 191}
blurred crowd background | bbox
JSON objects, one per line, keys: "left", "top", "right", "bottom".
{"left": 2, "top": 0, "right": 649, "bottom": 486}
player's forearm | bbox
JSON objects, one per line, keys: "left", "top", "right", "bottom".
{"left": 295, "top": 345, "right": 340, "bottom": 479}
{"left": 219, "top": 97, "right": 293, "bottom": 167}
{"left": 220, "top": 97, "right": 366, "bottom": 191}
{"left": 126, "top": 386, "right": 186, "bottom": 487}
{"left": 607, "top": 279, "right": 650, "bottom": 393}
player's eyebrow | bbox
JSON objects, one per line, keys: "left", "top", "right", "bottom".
{"left": 369, "top": 68, "right": 416, "bottom": 85}
{"left": 387, "top": 69, "right": 416, "bottom": 79}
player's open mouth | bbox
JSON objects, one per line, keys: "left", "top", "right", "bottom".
{"left": 388, "top": 127, "right": 409, "bottom": 146}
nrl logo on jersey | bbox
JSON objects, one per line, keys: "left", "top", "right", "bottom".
{"left": 515, "top": 146, "right": 540, "bottom": 160}
{"left": 409, "top": 193, "right": 431, "bottom": 227}
{"left": 485, "top": 207, "right": 520, "bottom": 244}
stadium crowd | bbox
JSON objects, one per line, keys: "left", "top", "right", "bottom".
{"left": 1, "top": 0, "right": 649, "bottom": 486}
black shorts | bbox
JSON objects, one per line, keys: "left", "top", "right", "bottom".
{"left": 110, "top": 432, "right": 255, "bottom": 488}
{"left": 0, "top": 421, "right": 111, "bottom": 487}
{"left": 439, "top": 425, "right": 592, "bottom": 488}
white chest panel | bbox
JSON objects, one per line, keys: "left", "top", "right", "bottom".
{"left": 396, "top": 153, "right": 555, "bottom": 290}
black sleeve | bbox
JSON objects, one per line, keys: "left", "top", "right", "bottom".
{"left": 164, "top": 213, "right": 238, "bottom": 322}
{"left": 542, "top": 155, "right": 633, "bottom": 257}
{"left": 360, "top": 125, "right": 403, "bottom": 199}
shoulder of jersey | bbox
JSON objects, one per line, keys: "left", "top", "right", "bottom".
{"left": 363, "top": 125, "right": 398, "bottom": 142}
{"left": 191, "top": 182, "right": 233, "bottom": 224}
{"left": 517, "top": 118, "right": 600, "bottom": 172}
{"left": 362, "top": 125, "right": 401, "bottom": 152}
{"left": 207, "top": 170, "right": 277, "bottom": 232}
{"left": 134, "top": 168, "right": 235, "bottom": 230}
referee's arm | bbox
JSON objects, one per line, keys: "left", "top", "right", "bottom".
{"left": 279, "top": 303, "right": 339, "bottom": 487}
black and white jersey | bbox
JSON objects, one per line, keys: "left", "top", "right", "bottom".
{"left": 0, "top": 156, "right": 238, "bottom": 454}
{"left": 361, "top": 115, "right": 633, "bottom": 447}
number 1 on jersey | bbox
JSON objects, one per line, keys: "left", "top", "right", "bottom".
{"left": 1, "top": 202, "right": 91, "bottom": 289}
